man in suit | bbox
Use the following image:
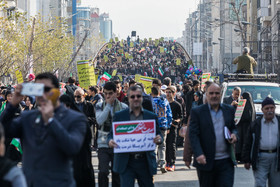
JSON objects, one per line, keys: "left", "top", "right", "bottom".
{"left": 108, "top": 86, "right": 163, "bottom": 187}
{"left": 223, "top": 86, "right": 241, "bottom": 110}
{"left": 0, "top": 72, "right": 86, "bottom": 187}
{"left": 189, "top": 83, "right": 238, "bottom": 187}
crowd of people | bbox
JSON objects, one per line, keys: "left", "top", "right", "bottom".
{"left": 95, "top": 38, "right": 188, "bottom": 83}
{"left": 0, "top": 67, "right": 279, "bottom": 187}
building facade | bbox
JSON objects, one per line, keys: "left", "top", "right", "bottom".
{"left": 99, "top": 13, "right": 112, "bottom": 42}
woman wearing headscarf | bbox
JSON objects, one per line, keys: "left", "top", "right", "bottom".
{"left": 191, "top": 91, "right": 203, "bottom": 108}
{"left": 23, "top": 96, "right": 34, "bottom": 111}
{"left": 235, "top": 91, "right": 256, "bottom": 162}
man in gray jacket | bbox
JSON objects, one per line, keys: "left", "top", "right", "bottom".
{"left": 95, "top": 81, "right": 128, "bottom": 187}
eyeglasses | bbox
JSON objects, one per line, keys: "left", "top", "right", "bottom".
{"left": 74, "top": 95, "right": 82, "bottom": 98}
{"left": 44, "top": 86, "right": 53, "bottom": 93}
{"left": 130, "top": 95, "right": 142, "bottom": 99}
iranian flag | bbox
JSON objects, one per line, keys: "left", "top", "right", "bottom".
{"left": 158, "top": 67, "right": 164, "bottom": 76}
{"left": 150, "top": 63, "right": 154, "bottom": 74}
{"left": 101, "top": 72, "right": 112, "bottom": 81}
{"left": 11, "top": 138, "right": 22, "bottom": 154}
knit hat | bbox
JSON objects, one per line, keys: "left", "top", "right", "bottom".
{"left": 262, "top": 97, "right": 275, "bottom": 108}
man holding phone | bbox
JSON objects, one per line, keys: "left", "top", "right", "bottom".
{"left": 0, "top": 72, "right": 87, "bottom": 187}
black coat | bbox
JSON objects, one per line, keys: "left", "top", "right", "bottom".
{"left": 189, "top": 104, "right": 237, "bottom": 171}
{"left": 75, "top": 101, "right": 95, "bottom": 127}
{"left": 185, "top": 90, "right": 195, "bottom": 118}
{"left": 71, "top": 103, "right": 95, "bottom": 187}
{"left": 242, "top": 115, "right": 280, "bottom": 171}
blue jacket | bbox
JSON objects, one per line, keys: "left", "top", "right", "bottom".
{"left": 151, "top": 96, "right": 172, "bottom": 129}
{"left": 0, "top": 103, "right": 87, "bottom": 187}
{"left": 189, "top": 104, "right": 237, "bottom": 171}
{"left": 109, "top": 108, "right": 162, "bottom": 175}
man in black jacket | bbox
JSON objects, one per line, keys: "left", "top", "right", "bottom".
{"left": 74, "top": 88, "right": 95, "bottom": 126}
{"left": 223, "top": 87, "right": 241, "bottom": 110}
{"left": 65, "top": 77, "right": 79, "bottom": 102}
{"left": 242, "top": 97, "right": 280, "bottom": 187}
{"left": 189, "top": 83, "right": 237, "bottom": 187}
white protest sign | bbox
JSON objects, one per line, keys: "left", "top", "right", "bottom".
{"left": 112, "top": 120, "right": 156, "bottom": 153}
{"left": 21, "top": 83, "right": 44, "bottom": 96}
{"left": 234, "top": 99, "right": 247, "bottom": 125}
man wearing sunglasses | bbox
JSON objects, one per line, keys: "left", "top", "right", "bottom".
{"left": 74, "top": 88, "right": 95, "bottom": 123}
{"left": 0, "top": 72, "right": 87, "bottom": 187}
{"left": 189, "top": 83, "right": 238, "bottom": 187}
{"left": 108, "top": 86, "right": 163, "bottom": 187}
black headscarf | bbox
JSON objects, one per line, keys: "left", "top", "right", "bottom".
{"left": 241, "top": 91, "right": 256, "bottom": 123}
{"left": 59, "top": 94, "right": 80, "bottom": 112}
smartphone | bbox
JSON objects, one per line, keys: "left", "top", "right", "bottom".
{"left": 21, "top": 83, "right": 44, "bottom": 96}
{"left": 46, "top": 88, "right": 60, "bottom": 106}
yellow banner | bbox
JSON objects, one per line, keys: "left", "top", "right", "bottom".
{"left": 15, "top": 69, "right": 24, "bottom": 84}
{"left": 77, "top": 60, "right": 96, "bottom": 88}
{"left": 120, "top": 40, "right": 124, "bottom": 47}
{"left": 130, "top": 42, "right": 134, "bottom": 48}
{"left": 155, "top": 39, "right": 159, "bottom": 47}
{"left": 135, "top": 74, "right": 154, "bottom": 94}
{"left": 125, "top": 52, "right": 129, "bottom": 59}
{"left": 160, "top": 47, "right": 164, "bottom": 53}
{"left": 112, "top": 69, "right": 117, "bottom": 76}
{"left": 118, "top": 49, "right": 123, "bottom": 54}
{"left": 117, "top": 74, "right": 123, "bottom": 81}
{"left": 108, "top": 43, "right": 112, "bottom": 49}
{"left": 104, "top": 55, "right": 109, "bottom": 62}
{"left": 176, "top": 58, "right": 181, "bottom": 65}
{"left": 115, "top": 37, "right": 119, "bottom": 42}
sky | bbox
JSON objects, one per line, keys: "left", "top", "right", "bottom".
{"left": 81, "top": 0, "right": 199, "bottom": 40}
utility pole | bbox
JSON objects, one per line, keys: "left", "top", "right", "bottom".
{"left": 26, "top": 17, "right": 36, "bottom": 78}
{"left": 220, "top": 0, "right": 225, "bottom": 73}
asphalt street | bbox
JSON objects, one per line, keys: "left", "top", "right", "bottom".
{"left": 92, "top": 148, "right": 255, "bottom": 187}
